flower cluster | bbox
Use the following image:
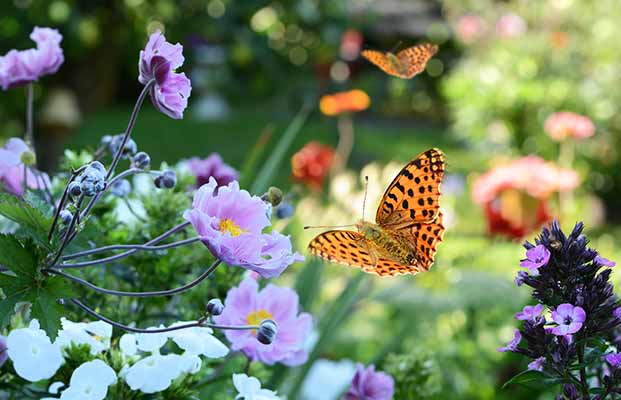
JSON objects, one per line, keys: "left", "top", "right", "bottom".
{"left": 544, "top": 112, "right": 595, "bottom": 141}
{"left": 186, "top": 153, "right": 239, "bottom": 187}
{"left": 0, "top": 137, "right": 50, "bottom": 196}
{"left": 472, "top": 156, "right": 579, "bottom": 238}
{"left": 0, "top": 27, "right": 64, "bottom": 90}
{"left": 319, "top": 89, "right": 370, "bottom": 116}
{"left": 291, "top": 141, "right": 335, "bottom": 190}
{"left": 344, "top": 363, "right": 395, "bottom": 400}
{"left": 500, "top": 221, "right": 621, "bottom": 396}
{"left": 215, "top": 278, "right": 312, "bottom": 366}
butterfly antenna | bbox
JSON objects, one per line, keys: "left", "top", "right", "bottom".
{"left": 304, "top": 224, "right": 356, "bottom": 230}
{"left": 361, "top": 175, "right": 369, "bottom": 222}
{"left": 389, "top": 41, "right": 403, "bottom": 54}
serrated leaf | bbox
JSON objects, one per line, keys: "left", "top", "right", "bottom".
{"left": 0, "top": 193, "right": 53, "bottom": 250}
{"left": 28, "top": 277, "right": 75, "bottom": 340}
{"left": 0, "top": 274, "right": 31, "bottom": 328}
{"left": 0, "top": 235, "right": 37, "bottom": 278}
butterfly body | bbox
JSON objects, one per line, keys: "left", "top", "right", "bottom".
{"left": 361, "top": 44, "right": 438, "bottom": 79}
{"left": 309, "top": 148, "right": 446, "bottom": 277}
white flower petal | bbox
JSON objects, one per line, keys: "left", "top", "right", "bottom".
{"left": 233, "top": 374, "right": 279, "bottom": 399}
{"left": 123, "top": 354, "right": 183, "bottom": 394}
{"left": 119, "top": 334, "right": 137, "bottom": 356}
{"left": 7, "top": 321, "right": 63, "bottom": 382}
{"left": 60, "top": 359, "right": 116, "bottom": 400}
{"left": 135, "top": 326, "right": 168, "bottom": 352}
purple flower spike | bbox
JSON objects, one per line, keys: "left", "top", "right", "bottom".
{"left": 551, "top": 304, "right": 586, "bottom": 336}
{"left": 514, "top": 270, "right": 528, "bottom": 287}
{"left": 519, "top": 244, "right": 551, "bottom": 272}
{"left": 344, "top": 363, "right": 395, "bottom": 400}
{"left": 497, "top": 329, "right": 521, "bottom": 352}
{"left": 528, "top": 356, "right": 545, "bottom": 372}
{"left": 515, "top": 304, "right": 544, "bottom": 321}
{"left": 214, "top": 278, "right": 312, "bottom": 366}
{"left": 605, "top": 353, "right": 621, "bottom": 369}
{"left": 595, "top": 255, "right": 615, "bottom": 268}
{"left": 138, "top": 30, "right": 191, "bottom": 119}
{"left": 183, "top": 177, "right": 303, "bottom": 278}
{"left": 188, "top": 153, "right": 239, "bottom": 188}
{"left": 0, "top": 27, "right": 64, "bottom": 90}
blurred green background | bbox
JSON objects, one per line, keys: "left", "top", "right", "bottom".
{"left": 2, "top": 0, "right": 621, "bottom": 398}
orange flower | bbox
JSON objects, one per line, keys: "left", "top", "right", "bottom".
{"left": 291, "top": 141, "right": 335, "bottom": 190}
{"left": 319, "top": 89, "right": 370, "bottom": 116}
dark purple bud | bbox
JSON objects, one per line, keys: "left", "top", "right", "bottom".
{"left": 206, "top": 298, "right": 224, "bottom": 316}
{"left": 68, "top": 181, "right": 82, "bottom": 197}
{"left": 88, "top": 161, "right": 106, "bottom": 176}
{"left": 275, "top": 202, "right": 294, "bottom": 219}
{"left": 59, "top": 209, "right": 73, "bottom": 225}
{"left": 562, "top": 383, "right": 578, "bottom": 400}
{"left": 256, "top": 319, "right": 277, "bottom": 345}
{"left": 80, "top": 164, "right": 106, "bottom": 196}
{"left": 111, "top": 179, "right": 131, "bottom": 197}
{"left": 132, "top": 152, "right": 151, "bottom": 169}
{"left": 108, "top": 134, "right": 138, "bottom": 159}
{"left": 155, "top": 170, "right": 176, "bottom": 189}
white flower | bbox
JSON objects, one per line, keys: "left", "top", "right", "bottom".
{"left": 167, "top": 322, "right": 229, "bottom": 358}
{"left": 179, "top": 353, "right": 202, "bottom": 374}
{"left": 56, "top": 318, "right": 112, "bottom": 355}
{"left": 233, "top": 373, "right": 280, "bottom": 400}
{"left": 119, "top": 333, "right": 138, "bottom": 356}
{"left": 301, "top": 359, "right": 357, "bottom": 400}
{"left": 123, "top": 353, "right": 182, "bottom": 393}
{"left": 49, "top": 381, "right": 65, "bottom": 394}
{"left": 135, "top": 326, "right": 168, "bottom": 352}
{"left": 59, "top": 359, "right": 116, "bottom": 400}
{"left": 7, "top": 320, "right": 63, "bottom": 382}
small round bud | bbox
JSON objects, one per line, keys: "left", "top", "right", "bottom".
{"left": 100, "top": 135, "right": 113, "bottom": 146}
{"left": 20, "top": 150, "right": 36, "bottom": 166}
{"left": 275, "top": 202, "right": 294, "bottom": 219}
{"left": 155, "top": 170, "right": 176, "bottom": 189}
{"left": 88, "top": 161, "right": 107, "bottom": 176}
{"left": 59, "top": 209, "right": 73, "bottom": 225}
{"left": 262, "top": 187, "right": 283, "bottom": 207}
{"left": 132, "top": 152, "right": 151, "bottom": 169}
{"left": 68, "top": 181, "right": 82, "bottom": 197}
{"left": 206, "top": 299, "right": 224, "bottom": 316}
{"left": 256, "top": 319, "right": 277, "bottom": 345}
{"left": 80, "top": 164, "right": 106, "bottom": 196}
{"left": 109, "top": 134, "right": 138, "bottom": 159}
{"left": 111, "top": 179, "right": 131, "bottom": 197}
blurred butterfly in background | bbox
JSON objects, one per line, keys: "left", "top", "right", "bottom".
{"left": 308, "top": 148, "right": 446, "bottom": 277}
{"left": 361, "top": 43, "right": 438, "bottom": 79}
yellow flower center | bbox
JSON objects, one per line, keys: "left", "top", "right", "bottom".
{"left": 246, "top": 309, "right": 274, "bottom": 334}
{"left": 219, "top": 218, "right": 245, "bottom": 237}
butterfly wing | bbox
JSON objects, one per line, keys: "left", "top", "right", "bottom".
{"left": 361, "top": 50, "right": 402, "bottom": 78}
{"left": 376, "top": 148, "right": 445, "bottom": 226}
{"left": 396, "top": 43, "right": 438, "bottom": 79}
{"left": 308, "top": 230, "right": 421, "bottom": 276}
{"left": 388, "top": 211, "right": 445, "bottom": 271}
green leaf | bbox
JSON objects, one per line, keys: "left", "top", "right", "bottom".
{"left": 250, "top": 102, "right": 312, "bottom": 194}
{"left": 501, "top": 370, "right": 554, "bottom": 389}
{"left": 0, "top": 235, "right": 37, "bottom": 278}
{"left": 0, "top": 274, "right": 31, "bottom": 328}
{"left": 0, "top": 193, "right": 53, "bottom": 250}
{"left": 29, "top": 277, "right": 75, "bottom": 340}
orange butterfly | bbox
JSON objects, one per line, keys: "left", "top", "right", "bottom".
{"left": 361, "top": 43, "right": 438, "bottom": 79}
{"left": 308, "top": 148, "right": 446, "bottom": 277}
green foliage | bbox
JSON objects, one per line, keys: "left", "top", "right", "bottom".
{"left": 384, "top": 352, "right": 441, "bottom": 399}
{"left": 0, "top": 193, "right": 54, "bottom": 251}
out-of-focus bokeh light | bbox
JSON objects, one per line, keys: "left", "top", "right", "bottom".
{"left": 289, "top": 46, "right": 308, "bottom": 65}
{"left": 78, "top": 18, "right": 100, "bottom": 47}
{"left": 329, "top": 61, "right": 350, "bottom": 83}
{"left": 49, "top": 1, "right": 71, "bottom": 23}
{"left": 251, "top": 6, "right": 278, "bottom": 33}
{"left": 207, "top": 0, "right": 226, "bottom": 18}
{"left": 319, "top": 90, "right": 370, "bottom": 116}
{"left": 146, "top": 20, "right": 165, "bottom": 35}
{"left": 426, "top": 58, "right": 444, "bottom": 77}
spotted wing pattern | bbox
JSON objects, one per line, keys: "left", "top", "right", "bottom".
{"left": 396, "top": 43, "right": 438, "bottom": 79}
{"left": 360, "top": 50, "right": 399, "bottom": 78}
{"left": 376, "top": 148, "right": 445, "bottom": 226}
{"left": 308, "top": 230, "right": 422, "bottom": 276}
{"left": 391, "top": 211, "right": 445, "bottom": 271}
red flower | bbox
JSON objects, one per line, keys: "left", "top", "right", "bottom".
{"left": 291, "top": 141, "right": 335, "bottom": 190}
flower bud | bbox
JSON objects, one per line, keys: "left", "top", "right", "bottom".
{"left": 79, "top": 162, "right": 107, "bottom": 196}
{"left": 111, "top": 179, "right": 131, "bottom": 197}
{"left": 154, "top": 170, "right": 176, "bottom": 189}
{"left": 59, "top": 209, "right": 73, "bottom": 225}
{"left": 132, "top": 152, "right": 151, "bottom": 169}
{"left": 109, "top": 134, "right": 138, "bottom": 158}
{"left": 67, "top": 181, "right": 82, "bottom": 197}
{"left": 262, "top": 187, "right": 283, "bottom": 207}
{"left": 256, "top": 319, "right": 277, "bottom": 345}
{"left": 206, "top": 298, "right": 224, "bottom": 316}
{"left": 20, "top": 150, "right": 36, "bottom": 166}
{"left": 275, "top": 202, "right": 294, "bottom": 219}
{"left": 89, "top": 161, "right": 107, "bottom": 176}
{"left": 100, "top": 135, "right": 113, "bottom": 146}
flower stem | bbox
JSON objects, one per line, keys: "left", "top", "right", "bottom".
{"left": 25, "top": 83, "right": 35, "bottom": 163}
{"left": 48, "top": 168, "right": 86, "bottom": 241}
{"left": 45, "top": 259, "right": 220, "bottom": 297}
{"left": 57, "top": 221, "right": 190, "bottom": 269}
{"left": 47, "top": 195, "right": 84, "bottom": 267}
{"left": 577, "top": 343, "right": 589, "bottom": 397}
{"left": 62, "top": 236, "right": 201, "bottom": 260}
{"left": 68, "top": 298, "right": 259, "bottom": 334}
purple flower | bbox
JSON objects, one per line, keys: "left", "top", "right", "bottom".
{"left": 595, "top": 255, "right": 615, "bottom": 267}
{"left": 344, "top": 363, "right": 394, "bottom": 400}
{"left": 497, "top": 329, "right": 521, "bottom": 352}
{"left": 183, "top": 177, "right": 303, "bottom": 278}
{"left": 515, "top": 304, "right": 544, "bottom": 321}
{"left": 214, "top": 278, "right": 312, "bottom": 366}
{"left": 551, "top": 304, "right": 586, "bottom": 336}
{"left": 614, "top": 307, "right": 621, "bottom": 320}
{"left": 519, "top": 245, "right": 550, "bottom": 272}
{"left": 528, "top": 356, "right": 545, "bottom": 372}
{"left": 514, "top": 270, "right": 528, "bottom": 286}
{"left": 0, "top": 27, "right": 64, "bottom": 90}
{"left": 187, "top": 153, "right": 239, "bottom": 187}
{"left": 138, "top": 30, "right": 191, "bottom": 119}
{"left": 0, "top": 336, "right": 7, "bottom": 368}
{"left": 0, "top": 138, "right": 50, "bottom": 196}
{"left": 605, "top": 353, "right": 621, "bottom": 368}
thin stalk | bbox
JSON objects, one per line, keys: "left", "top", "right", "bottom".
{"left": 48, "top": 167, "right": 87, "bottom": 241}
{"left": 123, "top": 197, "right": 147, "bottom": 222}
{"left": 577, "top": 343, "right": 589, "bottom": 397}
{"left": 45, "top": 259, "right": 220, "bottom": 298}
{"left": 25, "top": 83, "right": 34, "bottom": 161}
{"left": 69, "top": 298, "right": 259, "bottom": 333}
{"left": 57, "top": 221, "right": 191, "bottom": 269}
{"left": 47, "top": 195, "right": 84, "bottom": 267}
{"left": 62, "top": 236, "right": 201, "bottom": 260}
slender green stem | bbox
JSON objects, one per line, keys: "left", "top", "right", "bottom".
{"left": 25, "top": 83, "right": 35, "bottom": 162}
{"left": 62, "top": 236, "right": 201, "bottom": 260}
{"left": 577, "top": 343, "right": 589, "bottom": 397}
